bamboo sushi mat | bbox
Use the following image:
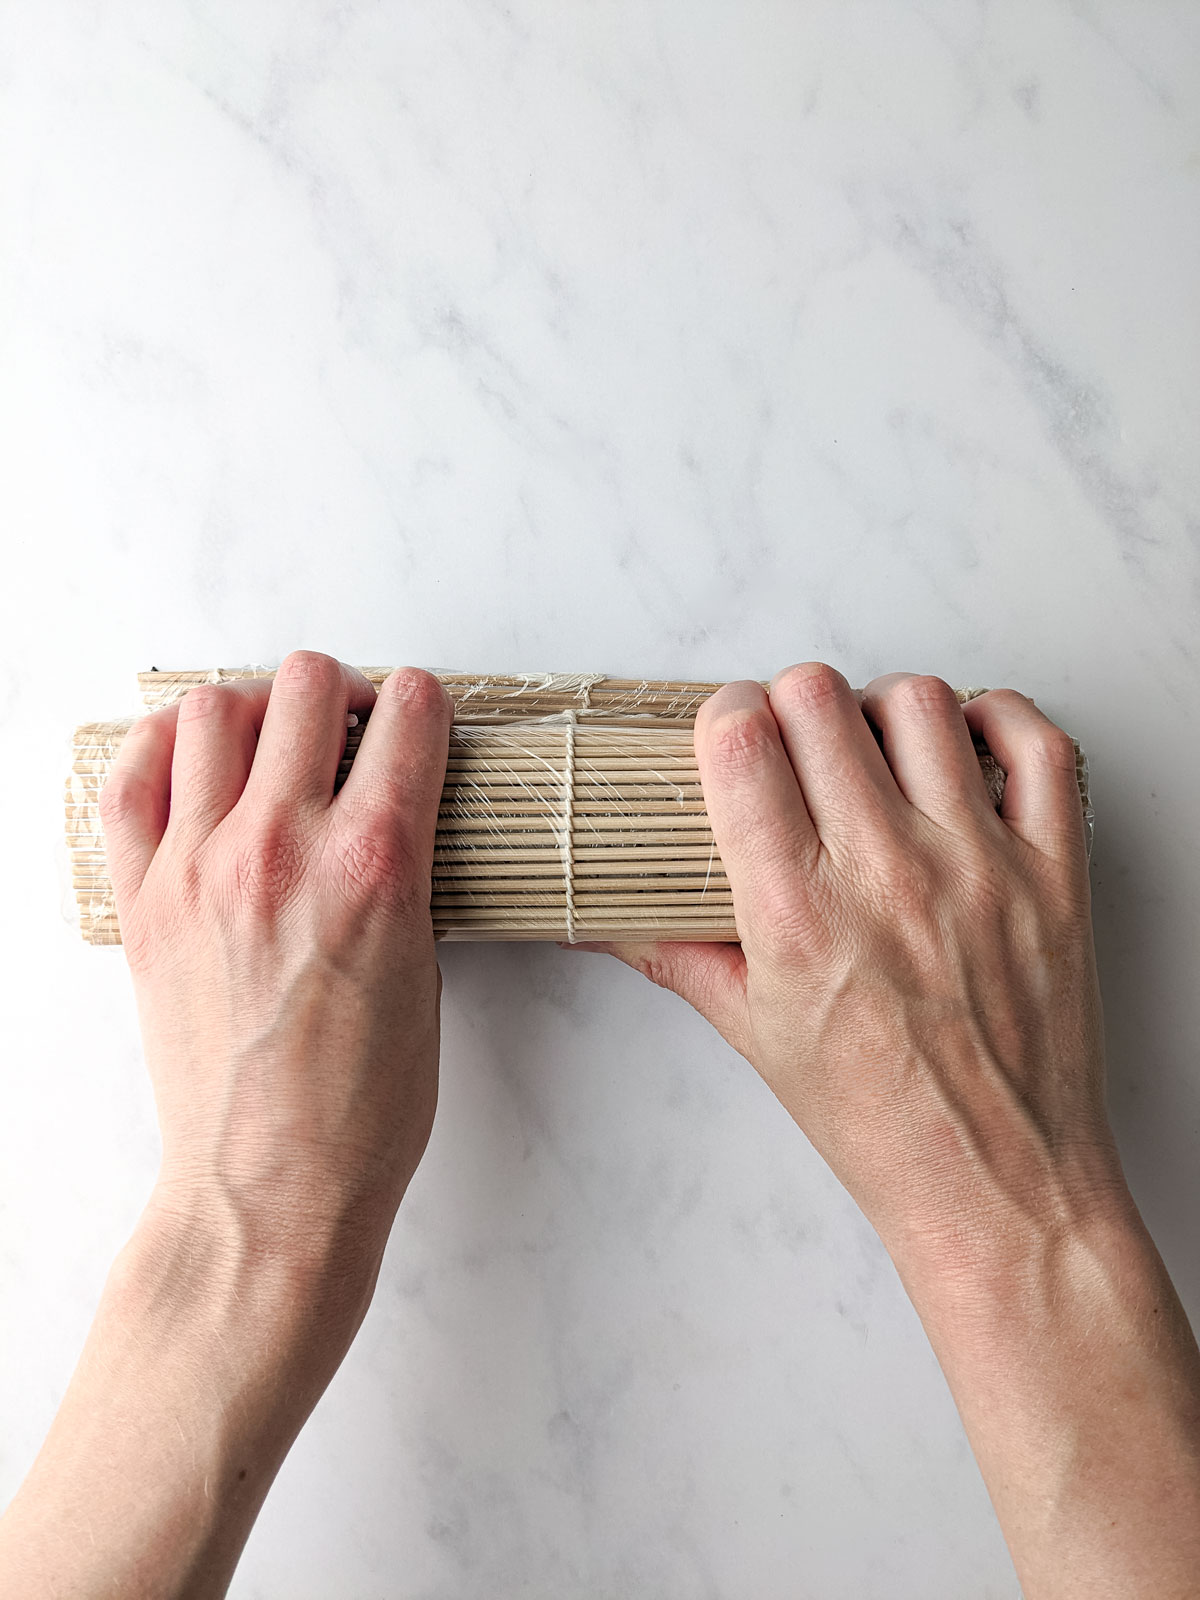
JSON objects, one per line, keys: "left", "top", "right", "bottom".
{"left": 66, "top": 669, "right": 1094, "bottom": 946}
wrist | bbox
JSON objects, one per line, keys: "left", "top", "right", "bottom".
{"left": 881, "top": 1156, "right": 1181, "bottom": 1384}
{"left": 115, "top": 1181, "right": 387, "bottom": 1393}
{"left": 0, "top": 1184, "right": 391, "bottom": 1599}
{"left": 879, "top": 1153, "right": 1200, "bottom": 1598}
{"left": 872, "top": 1122, "right": 1134, "bottom": 1312}
{"left": 889, "top": 1158, "right": 1171, "bottom": 1369}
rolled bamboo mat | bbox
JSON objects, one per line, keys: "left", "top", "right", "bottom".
{"left": 135, "top": 669, "right": 716, "bottom": 725}
{"left": 66, "top": 672, "right": 1093, "bottom": 946}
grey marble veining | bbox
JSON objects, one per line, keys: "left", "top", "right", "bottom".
{"left": 1, "top": 3, "right": 1198, "bottom": 1595}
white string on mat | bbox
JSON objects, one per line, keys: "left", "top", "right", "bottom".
{"left": 538, "top": 672, "right": 606, "bottom": 705}
{"left": 449, "top": 676, "right": 607, "bottom": 943}
{"left": 509, "top": 705, "right": 586, "bottom": 943}
{"left": 561, "top": 710, "right": 578, "bottom": 943}
{"left": 444, "top": 670, "right": 609, "bottom": 711}
{"left": 455, "top": 678, "right": 606, "bottom": 941}
{"left": 551, "top": 675, "right": 602, "bottom": 940}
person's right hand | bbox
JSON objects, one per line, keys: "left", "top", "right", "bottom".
{"left": 567, "top": 663, "right": 1123, "bottom": 1266}
{"left": 569, "top": 664, "right": 1200, "bottom": 1600}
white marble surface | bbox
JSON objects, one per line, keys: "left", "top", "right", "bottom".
{"left": 1, "top": 2, "right": 1198, "bottom": 1594}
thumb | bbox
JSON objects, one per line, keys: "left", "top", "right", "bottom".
{"left": 559, "top": 938, "right": 751, "bottom": 1057}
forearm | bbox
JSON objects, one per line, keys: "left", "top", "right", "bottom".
{"left": 0, "top": 1193, "right": 382, "bottom": 1599}
{"left": 892, "top": 1181, "right": 1200, "bottom": 1599}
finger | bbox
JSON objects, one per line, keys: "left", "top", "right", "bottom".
{"left": 858, "top": 672, "right": 997, "bottom": 829}
{"left": 959, "top": 689, "right": 1090, "bottom": 875}
{"left": 166, "top": 678, "right": 277, "bottom": 844}
{"left": 243, "top": 652, "right": 379, "bottom": 813}
{"left": 98, "top": 703, "right": 180, "bottom": 909}
{"left": 766, "top": 662, "right": 906, "bottom": 852}
{"left": 559, "top": 938, "right": 751, "bottom": 1056}
{"left": 693, "top": 680, "right": 820, "bottom": 960}
{"left": 334, "top": 667, "right": 453, "bottom": 872}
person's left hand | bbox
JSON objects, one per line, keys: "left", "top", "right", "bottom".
{"left": 99, "top": 651, "right": 454, "bottom": 1275}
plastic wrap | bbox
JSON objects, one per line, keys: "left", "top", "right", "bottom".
{"left": 65, "top": 671, "right": 1094, "bottom": 946}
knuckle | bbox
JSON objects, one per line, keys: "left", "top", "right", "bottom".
{"left": 123, "top": 710, "right": 163, "bottom": 740}
{"left": 890, "top": 674, "right": 959, "bottom": 716}
{"left": 981, "top": 687, "right": 1031, "bottom": 710}
{"left": 383, "top": 667, "right": 449, "bottom": 716}
{"left": 276, "top": 650, "right": 341, "bottom": 693}
{"left": 707, "top": 709, "right": 778, "bottom": 777}
{"left": 756, "top": 893, "right": 815, "bottom": 959}
{"left": 98, "top": 771, "right": 141, "bottom": 823}
{"left": 329, "top": 825, "right": 416, "bottom": 907}
{"left": 859, "top": 837, "right": 935, "bottom": 918}
{"left": 177, "top": 683, "right": 234, "bottom": 723}
{"left": 224, "top": 824, "right": 307, "bottom": 915}
{"left": 876, "top": 883, "right": 945, "bottom": 970}
{"left": 1029, "top": 728, "right": 1077, "bottom": 771}
{"left": 771, "top": 661, "right": 845, "bottom": 711}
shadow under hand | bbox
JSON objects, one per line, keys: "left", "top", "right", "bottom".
{"left": 1090, "top": 779, "right": 1200, "bottom": 1326}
